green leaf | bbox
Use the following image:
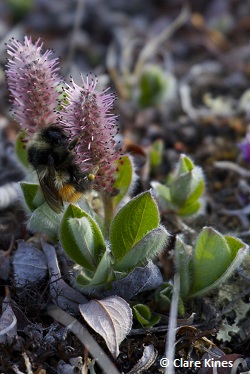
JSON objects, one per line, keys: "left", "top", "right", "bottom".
{"left": 76, "top": 250, "right": 113, "bottom": 288}
{"left": 176, "top": 154, "right": 194, "bottom": 174}
{"left": 155, "top": 282, "right": 185, "bottom": 316}
{"left": 191, "top": 227, "right": 233, "bottom": 294}
{"left": 133, "top": 304, "right": 161, "bottom": 328}
{"left": 182, "top": 169, "right": 204, "bottom": 207}
{"left": 151, "top": 182, "right": 172, "bottom": 207}
{"left": 149, "top": 139, "right": 164, "bottom": 170}
{"left": 15, "top": 131, "right": 29, "bottom": 169}
{"left": 176, "top": 200, "right": 201, "bottom": 217}
{"left": 68, "top": 217, "right": 100, "bottom": 269}
{"left": 89, "top": 250, "right": 113, "bottom": 286}
{"left": 28, "top": 203, "right": 62, "bottom": 242}
{"left": 155, "top": 283, "right": 173, "bottom": 307}
{"left": 110, "top": 191, "right": 160, "bottom": 261}
{"left": 190, "top": 235, "right": 248, "bottom": 298}
{"left": 77, "top": 197, "right": 105, "bottom": 234}
{"left": 170, "top": 167, "right": 204, "bottom": 208}
{"left": 225, "top": 235, "right": 244, "bottom": 258}
{"left": 20, "top": 182, "right": 43, "bottom": 211}
{"left": 60, "top": 205, "right": 106, "bottom": 270}
{"left": 137, "top": 65, "right": 175, "bottom": 108}
{"left": 76, "top": 269, "right": 94, "bottom": 286}
{"left": 114, "top": 226, "right": 169, "bottom": 272}
{"left": 112, "top": 155, "right": 134, "bottom": 208}
{"left": 133, "top": 304, "right": 150, "bottom": 324}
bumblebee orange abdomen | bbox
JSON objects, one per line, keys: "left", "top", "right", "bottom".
{"left": 58, "top": 184, "right": 83, "bottom": 203}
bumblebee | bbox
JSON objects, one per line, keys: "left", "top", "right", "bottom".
{"left": 27, "top": 125, "right": 95, "bottom": 213}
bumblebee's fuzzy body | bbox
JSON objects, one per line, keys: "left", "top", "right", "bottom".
{"left": 27, "top": 125, "right": 93, "bottom": 213}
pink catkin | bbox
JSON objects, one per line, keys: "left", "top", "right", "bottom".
{"left": 6, "top": 37, "right": 122, "bottom": 195}
{"left": 61, "top": 75, "right": 122, "bottom": 195}
{"left": 5, "top": 36, "right": 61, "bottom": 135}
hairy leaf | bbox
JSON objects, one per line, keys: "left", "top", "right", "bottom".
{"left": 110, "top": 191, "right": 159, "bottom": 261}
{"left": 60, "top": 204, "right": 106, "bottom": 269}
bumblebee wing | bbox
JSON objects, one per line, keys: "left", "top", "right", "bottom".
{"left": 38, "top": 170, "right": 64, "bottom": 213}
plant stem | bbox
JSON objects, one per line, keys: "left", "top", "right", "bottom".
{"left": 102, "top": 193, "right": 115, "bottom": 237}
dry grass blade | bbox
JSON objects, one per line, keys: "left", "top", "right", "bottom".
{"left": 46, "top": 304, "right": 120, "bottom": 374}
{"left": 134, "top": 5, "right": 190, "bottom": 77}
{"left": 164, "top": 272, "right": 180, "bottom": 374}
